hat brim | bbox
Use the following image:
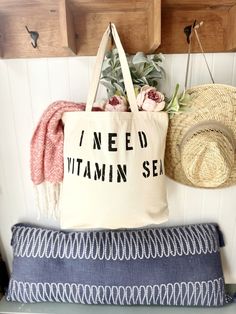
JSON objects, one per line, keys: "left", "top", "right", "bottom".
{"left": 165, "top": 84, "right": 236, "bottom": 188}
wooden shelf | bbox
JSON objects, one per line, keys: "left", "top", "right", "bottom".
{"left": 162, "top": 0, "right": 236, "bottom": 9}
{"left": 159, "top": 0, "right": 236, "bottom": 53}
{"left": 0, "top": 0, "right": 236, "bottom": 58}
{"left": 70, "top": 0, "right": 161, "bottom": 55}
{"left": 0, "top": 0, "right": 76, "bottom": 58}
{"left": 0, "top": 0, "right": 161, "bottom": 58}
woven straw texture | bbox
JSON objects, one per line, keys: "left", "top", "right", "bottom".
{"left": 165, "top": 84, "right": 236, "bottom": 188}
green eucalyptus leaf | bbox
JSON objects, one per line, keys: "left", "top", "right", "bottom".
{"left": 105, "top": 51, "right": 112, "bottom": 58}
{"left": 146, "top": 69, "right": 163, "bottom": 79}
{"left": 115, "top": 90, "right": 122, "bottom": 96}
{"left": 102, "top": 68, "right": 113, "bottom": 77}
{"left": 171, "top": 99, "right": 180, "bottom": 112}
{"left": 131, "top": 71, "right": 141, "bottom": 80}
{"left": 165, "top": 84, "right": 179, "bottom": 110}
{"left": 160, "top": 67, "right": 166, "bottom": 79}
{"left": 100, "top": 81, "right": 115, "bottom": 92}
{"left": 148, "top": 79, "right": 159, "bottom": 88}
{"left": 108, "top": 74, "right": 121, "bottom": 81}
{"left": 114, "top": 65, "right": 122, "bottom": 71}
{"left": 180, "top": 92, "right": 191, "bottom": 104}
{"left": 142, "top": 65, "right": 155, "bottom": 77}
{"left": 151, "top": 60, "right": 162, "bottom": 72}
{"left": 141, "top": 77, "right": 148, "bottom": 85}
{"left": 134, "top": 86, "right": 140, "bottom": 96}
{"left": 150, "top": 53, "right": 164, "bottom": 63}
{"left": 114, "top": 59, "right": 121, "bottom": 68}
{"left": 170, "top": 84, "right": 180, "bottom": 100}
{"left": 158, "top": 53, "right": 165, "bottom": 61}
{"left": 132, "top": 52, "right": 147, "bottom": 64}
{"left": 113, "top": 82, "right": 125, "bottom": 95}
{"left": 135, "top": 63, "right": 145, "bottom": 75}
{"left": 102, "top": 59, "right": 111, "bottom": 70}
{"left": 112, "top": 48, "right": 118, "bottom": 55}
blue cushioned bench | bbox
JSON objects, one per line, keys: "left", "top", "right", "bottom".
{"left": 0, "top": 297, "right": 236, "bottom": 314}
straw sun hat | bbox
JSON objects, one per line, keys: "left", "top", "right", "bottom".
{"left": 165, "top": 84, "right": 236, "bottom": 188}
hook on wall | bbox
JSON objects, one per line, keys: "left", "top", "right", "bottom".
{"left": 184, "top": 20, "right": 197, "bottom": 44}
{"left": 25, "top": 26, "right": 39, "bottom": 48}
{"left": 109, "top": 22, "right": 114, "bottom": 46}
{"left": 184, "top": 20, "right": 204, "bottom": 44}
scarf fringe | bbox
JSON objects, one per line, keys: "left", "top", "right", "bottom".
{"left": 34, "top": 183, "right": 61, "bottom": 219}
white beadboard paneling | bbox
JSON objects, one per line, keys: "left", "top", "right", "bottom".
{"left": 170, "top": 54, "right": 187, "bottom": 89}
{"left": 68, "top": 57, "right": 90, "bottom": 103}
{"left": 182, "top": 186, "right": 206, "bottom": 224}
{"left": 6, "top": 60, "right": 36, "bottom": 220}
{"left": 47, "top": 58, "right": 70, "bottom": 102}
{"left": 0, "top": 53, "right": 236, "bottom": 283}
{"left": 166, "top": 178, "right": 187, "bottom": 225}
{"left": 212, "top": 53, "right": 235, "bottom": 84}
{"left": 231, "top": 54, "right": 236, "bottom": 86}
{"left": 167, "top": 182, "right": 210, "bottom": 226}
{"left": 88, "top": 56, "right": 113, "bottom": 103}
{"left": 190, "top": 53, "right": 214, "bottom": 87}
{"left": 0, "top": 60, "right": 27, "bottom": 269}
{"left": 161, "top": 54, "right": 187, "bottom": 96}
{"left": 27, "top": 58, "right": 51, "bottom": 124}
{"left": 159, "top": 54, "right": 173, "bottom": 96}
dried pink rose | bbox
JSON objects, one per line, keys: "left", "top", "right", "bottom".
{"left": 104, "top": 95, "right": 128, "bottom": 112}
{"left": 92, "top": 107, "right": 104, "bottom": 111}
{"left": 136, "top": 85, "right": 165, "bottom": 112}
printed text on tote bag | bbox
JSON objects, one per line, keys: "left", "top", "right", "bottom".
{"left": 66, "top": 130, "right": 164, "bottom": 183}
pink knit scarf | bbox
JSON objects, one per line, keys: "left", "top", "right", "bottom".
{"left": 31, "top": 101, "right": 85, "bottom": 185}
{"left": 30, "top": 101, "right": 86, "bottom": 216}
{"left": 31, "top": 101, "right": 105, "bottom": 216}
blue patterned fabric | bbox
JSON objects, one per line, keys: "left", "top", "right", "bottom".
{"left": 6, "top": 223, "right": 230, "bottom": 306}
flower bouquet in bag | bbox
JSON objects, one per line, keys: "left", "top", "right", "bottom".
{"left": 99, "top": 48, "right": 189, "bottom": 117}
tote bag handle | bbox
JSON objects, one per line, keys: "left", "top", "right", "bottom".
{"left": 86, "top": 23, "right": 138, "bottom": 113}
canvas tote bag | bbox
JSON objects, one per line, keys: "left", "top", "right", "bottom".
{"left": 61, "top": 24, "right": 169, "bottom": 229}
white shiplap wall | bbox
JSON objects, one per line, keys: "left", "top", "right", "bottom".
{"left": 0, "top": 53, "right": 236, "bottom": 283}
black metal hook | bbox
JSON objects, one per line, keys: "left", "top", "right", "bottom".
{"left": 184, "top": 20, "right": 197, "bottom": 44}
{"left": 25, "top": 26, "right": 39, "bottom": 48}
{"left": 109, "top": 22, "right": 114, "bottom": 46}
